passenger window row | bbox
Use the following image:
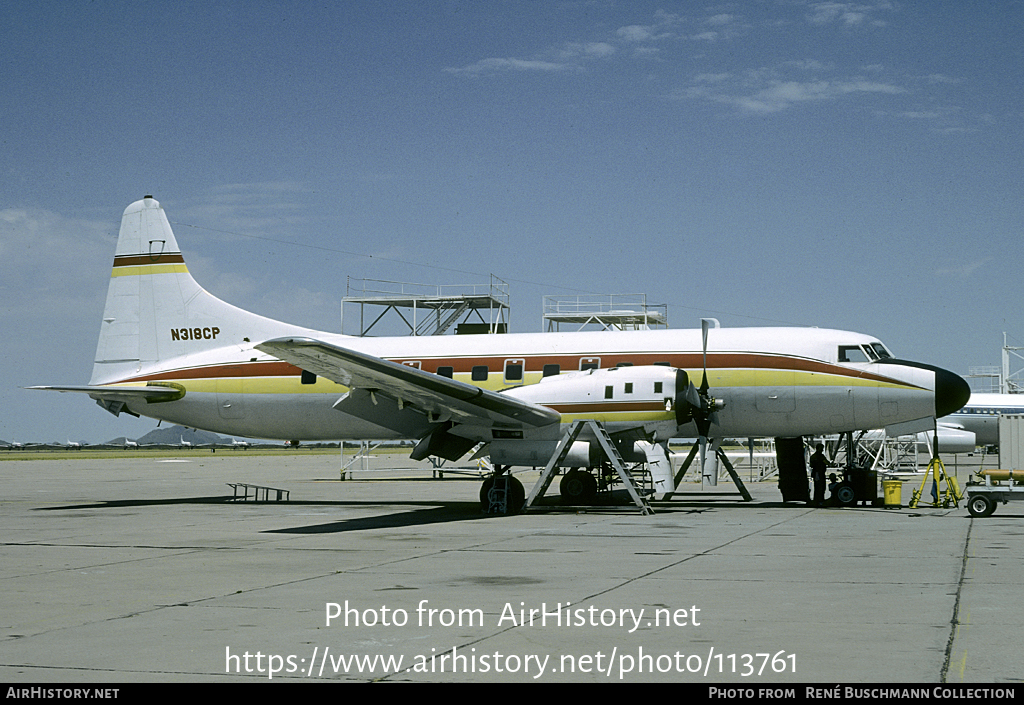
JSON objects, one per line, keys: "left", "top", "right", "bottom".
{"left": 430, "top": 360, "right": 673, "bottom": 380}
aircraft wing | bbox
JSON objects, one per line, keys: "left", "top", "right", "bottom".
{"left": 256, "top": 337, "right": 560, "bottom": 430}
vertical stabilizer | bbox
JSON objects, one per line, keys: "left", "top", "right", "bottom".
{"left": 91, "top": 196, "right": 309, "bottom": 385}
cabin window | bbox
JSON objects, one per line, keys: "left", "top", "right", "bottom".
{"left": 436, "top": 366, "right": 453, "bottom": 378}
{"left": 504, "top": 359, "right": 524, "bottom": 383}
{"left": 301, "top": 370, "right": 316, "bottom": 385}
{"left": 471, "top": 365, "right": 489, "bottom": 381}
{"left": 654, "top": 382, "right": 663, "bottom": 394}
{"left": 605, "top": 385, "right": 614, "bottom": 399}
{"left": 625, "top": 382, "right": 633, "bottom": 394}
{"left": 542, "top": 364, "right": 560, "bottom": 377}
{"left": 580, "top": 357, "right": 600, "bottom": 371}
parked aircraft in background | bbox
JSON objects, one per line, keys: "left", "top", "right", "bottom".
{"left": 854, "top": 424, "right": 977, "bottom": 455}
{"left": 230, "top": 438, "right": 250, "bottom": 449}
{"left": 66, "top": 439, "right": 83, "bottom": 450}
{"left": 179, "top": 436, "right": 193, "bottom": 449}
{"left": 940, "top": 392, "right": 1024, "bottom": 447}
{"left": 33, "top": 197, "right": 971, "bottom": 513}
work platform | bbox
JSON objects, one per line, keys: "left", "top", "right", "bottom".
{"left": 342, "top": 276, "right": 509, "bottom": 336}
{"left": 542, "top": 294, "right": 667, "bottom": 332}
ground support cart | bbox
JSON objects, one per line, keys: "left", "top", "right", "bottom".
{"left": 965, "top": 470, "right": 1024, "bottom": 517}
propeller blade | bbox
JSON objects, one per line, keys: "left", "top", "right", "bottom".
{"left": 684, "top": 381, "right": 701, "bottom": 409}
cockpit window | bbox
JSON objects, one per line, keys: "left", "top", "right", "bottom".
{"left": 870, "top": 343, "right": 893, "bottom": 359}
{"left": 838, "top": 345, "right": 870, "bottom": 363}
{"left": 839, "top": 343, "right": 893, "bottom": 363}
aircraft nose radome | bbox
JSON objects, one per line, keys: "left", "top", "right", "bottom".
{"left": 876, "top": 359, "right": 971, "bottom": 419}
{"left": 935, "top": 367, "right": 971, "bottom": 418}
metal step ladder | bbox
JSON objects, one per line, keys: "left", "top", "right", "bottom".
{"left": 524, "top": 419, "right": 654, "bottom": 515}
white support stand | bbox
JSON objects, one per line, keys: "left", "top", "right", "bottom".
{"left": 523, "top": 420, "right": 653, "bottom": 515}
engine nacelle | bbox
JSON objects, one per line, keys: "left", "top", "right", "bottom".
{"left": 502, "top": 365, "right": 692, "bottom": 437}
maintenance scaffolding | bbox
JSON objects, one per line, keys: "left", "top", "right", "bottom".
{"left": 542, "top": 294, "right": 667, "bottom": 332}
{"left": 342, "top": 275, "right": 510, "bottom": 337}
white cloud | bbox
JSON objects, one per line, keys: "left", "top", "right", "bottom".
{"left": 444, "top": 57, "right": 568, "bottom": 76}
{"left": 682, "top": 68, "right": 905, "bottom": 113}
{"left": 706, "top": 14, "right": 736, "bottom": 26}
{"left": 935, "top": 258, "right": 993, "bottom": 279}
{"left": 806, "top": 2, "right": 895, "bottom": 28}
{"left": 562, "top": 42, "right": 616, "bottom": 59}
{"left": 445, "top": 41, "right": 616, "bottom": 77}
{"left": 617, "top": 25, "right": 655, "bottom": 42}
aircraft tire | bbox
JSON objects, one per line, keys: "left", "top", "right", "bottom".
{"left": 560, "top": 470, "right": 598, "bottom": 504}
{"left": 480, "top": 475, "right": 525, "bottom": 516}
{"left": 967, "top": 494, "right": 996, "bottom": 518}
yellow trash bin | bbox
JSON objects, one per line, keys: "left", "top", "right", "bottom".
{"left": 882, "top": 479, "right": 902, "bottom": 509}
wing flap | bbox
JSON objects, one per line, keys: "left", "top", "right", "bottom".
{"left": 255, "top": 337, "right": 560, "bottom": 429}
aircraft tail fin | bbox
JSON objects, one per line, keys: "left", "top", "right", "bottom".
{"left": 91, "top": 196, "right": 309, "bottom": 385}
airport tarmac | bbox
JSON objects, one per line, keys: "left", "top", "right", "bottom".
{"left": 1, "top": 451, "right": 1021, "bottom": 684}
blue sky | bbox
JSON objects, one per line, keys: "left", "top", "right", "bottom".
{"left": 2, "top": 1, "right": 1022, "bottom": 443}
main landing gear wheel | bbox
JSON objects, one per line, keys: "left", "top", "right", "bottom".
{"left": 559, "top": 469, "right": 597, "bottom": 504}
{"left": 967, "top": 494, "right": 996, "bottom": 518}
{"left": 480, "top": 475, "right": 525, "bottom": 516}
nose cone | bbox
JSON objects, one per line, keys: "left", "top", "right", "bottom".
{"left": 934, "top": 366, "right": 971, "bottom": 418}
{"left": 877, "top": 360, "right": 971, "bottom": 419}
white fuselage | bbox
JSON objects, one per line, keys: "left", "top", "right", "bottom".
{"left": 105, "top": 326, "right": 946, "bottom": 444}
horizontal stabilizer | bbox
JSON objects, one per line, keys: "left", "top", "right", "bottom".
{"left": 28, "top": 383, "right": 184, "bottom": 418}
{"left": 27, "top": 384, "right": 183, "bottom": 401}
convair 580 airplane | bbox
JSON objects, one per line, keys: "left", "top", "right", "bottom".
{"left": 35, "top": 197, "right": 970, "bottom": 512}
